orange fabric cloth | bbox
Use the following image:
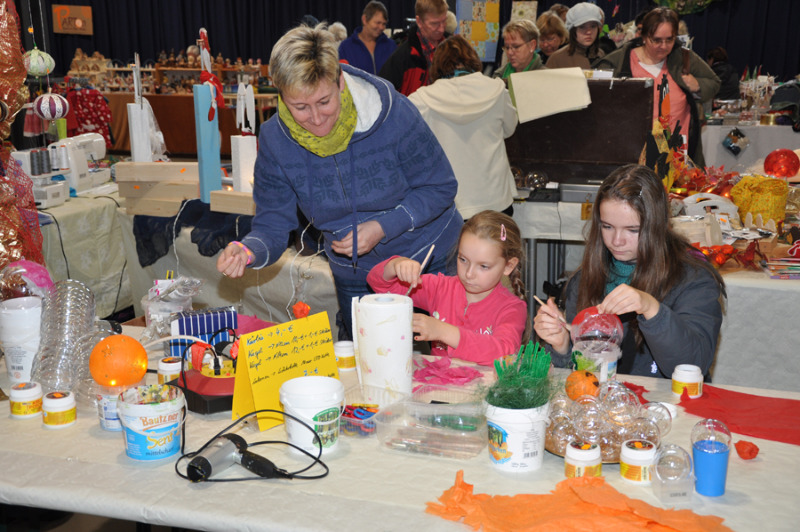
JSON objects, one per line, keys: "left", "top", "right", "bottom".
{"left": 427, "top": 471, "right": 732, "bottom": 531}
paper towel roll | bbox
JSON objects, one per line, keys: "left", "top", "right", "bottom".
{"left": 353, "top": 294, "right": 414, "bottom": 395}
{"left": 231, "top": 135, "right": 256, "bottom": 193}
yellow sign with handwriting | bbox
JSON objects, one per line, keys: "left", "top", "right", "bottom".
{"left": 232, "top": 312, "right": 339, "bottom": 431}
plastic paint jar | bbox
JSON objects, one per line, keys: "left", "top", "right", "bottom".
{"left": 672, "top": 364, "right": 703, "bottom": 398}
{"left": 158, "top": 356, "right": 183, "bottom": 384}
{"left": 620, "top": 439, "right": 657, "bottom": 485}
{"left": 10, "top": 382, "right": 43, "bottom": 419}
{"left": 333, "top": 341, "right": 356, "bottom": 372}
{"left": 42, "top": 391, "right": 77, "bottom": 429}
{"left": 564, "top": 440, "right": 602, "bottom": 478}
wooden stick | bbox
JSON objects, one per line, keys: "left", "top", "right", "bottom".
{"left": 406, "top": 244, "right": 435, "bottom": 296}
{"left": 533, "top": 294, "right": 571, "bottom": 332}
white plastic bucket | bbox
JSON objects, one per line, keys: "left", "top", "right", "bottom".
{"left": 279, "top": 376, "right": 344, "bottom": 455}
{"left": 0, "top": 296, "right": 42, "bottom": 384}
{"left": 117, "top": 385, "right": 185, "bottom": 461}
{"left": 486, "top": 402, "right": 550, "bottom": 472}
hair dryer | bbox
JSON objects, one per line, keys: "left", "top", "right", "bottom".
{"left": 187, "top": 433, "right": 285, "bottom": 481}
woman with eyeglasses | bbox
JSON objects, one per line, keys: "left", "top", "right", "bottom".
{"left": 593, "top": 7, "right": 720, "bottom": 167}
{"left": 546, "top": 2, "right": 605, "bottom": 69}
{"left": 535, "top": 11, "right": 568, "bottom": 65}
{"left": 494, "top": 19, "right": 545, "bottom": 80}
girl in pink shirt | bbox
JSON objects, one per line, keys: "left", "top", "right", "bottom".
{"left": 367, "top": 210, "right": 527, "bottom": 365}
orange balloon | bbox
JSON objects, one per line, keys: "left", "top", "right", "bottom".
{"left": 89, "top": 334, "right": 148, "bottom": 387}
{"left": 565, "top": 370, "right": 600, "bottom": 401}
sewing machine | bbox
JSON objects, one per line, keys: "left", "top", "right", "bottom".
{"left": 49, "top": 132, "right": 112, "bottom": 191}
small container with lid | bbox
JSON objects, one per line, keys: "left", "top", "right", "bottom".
{"left": 333, "top": 341, "right": 356, "bottom": 372}
{"left": 672, "top": 364, "right": 703, "bottom": 399}
{"left": 564, "top": 440, "right": 602, "bottom": 478}
{"left": 42, "top": 390, "right": 77, "bottom": 429}
{"left": 10, "top": 382, "right": 43, "bottom": 419}
{"left": 620, "top": 439, "right": 657, "bottom": 485}
{"left": 158, "top": 356, "right": 183, "bottom": 384}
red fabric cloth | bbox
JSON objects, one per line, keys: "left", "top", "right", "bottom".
{"left": 623, "top": 381, "right": 650, "bottom": 404}
{"left": 678, "top": 384, "right": 800, "bottom": 446}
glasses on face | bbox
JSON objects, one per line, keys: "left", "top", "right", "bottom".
{"left": 540, "top": 34, "right": 561, "bottom": 44}
{"left": 503, "top": 41, "right": 531, "bottom": 53}
{"left": 648, "top": 36, "right": 676, "bottom": 46}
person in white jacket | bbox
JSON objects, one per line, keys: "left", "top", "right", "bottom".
{"left": 408, "top": 35, "right": 519, "bottom": 220}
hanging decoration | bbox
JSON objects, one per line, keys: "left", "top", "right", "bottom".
{"left": 654, "top": 0, "right": 724, "bottom": 15}
{"left": 0, "top": 100, "right": 8, "bottom": 122}
{"left": 23, "top": 46, "right": 54, "bottom": 77}
{"left": 197, "top": 27, "right": 225, "bottom": 121}
{"left": 0, "top": 0, "right": 29, "bottom": 140}
{"left": 33, "top": 92, "right": 69, "bottom": 120}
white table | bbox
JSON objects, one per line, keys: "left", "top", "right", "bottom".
{"left": 513, "top": 201, "right": 799, "bottom": 392}
{"left": 701, "top": 124, "right": 800, "bottom": 173}
{"left": 39, "top": 192, "right": 133, "bottom": 318}
{"left": 117, "top": 211, "right": 341, "bottom": 338}
{"left": 0, "top": 347, "right": 797, "bottom": 532}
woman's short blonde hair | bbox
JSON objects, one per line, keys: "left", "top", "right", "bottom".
{"left": 501, "top": 19, "right": 539, "bottom": 44}
{"left": 269, "top": 23, "right": 340, "bottom": 95}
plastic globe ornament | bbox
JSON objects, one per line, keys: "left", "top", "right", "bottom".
{"left": 598, "top": 430, "right": 621, "bottom": 462}
{"left": 89, "top": 334, "right": 148, "bottom": 387}
{"left": 549, "top": 419, "right": 577, "bottom": 455}
{"left": 642, "top": 402, "right": 673, "bottom": 438}
{"left": 626, "top": 417, "right": 661, "bottom": 447}
{"left": 763, "top": 148, "right": 800, "bottom": 178}
{"left": 549, "top": 392, "right": 572, "bottom": 423}
{"left": 33, "top": 92, "right": 70, "bottom": 120}
{"left": 597, "top": 380, "right": 627, "bottom": 402}
{"left": 654, "top": 444, "right": 693, "bottom": 482}
{"left": 23, "top": 47, "right": 55, "bottom": 77}
{"left": 571, "top": 395, "right": 609, "bottom": 437}
{"left": 601, "top": 386, "right": 641, "bottom": 426}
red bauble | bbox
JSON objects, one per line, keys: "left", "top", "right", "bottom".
{"left": 763, "top": 149, "right": 800, "bottom": 178}
{"left": 33, "top": 93, "right": 69, "bottom": 120}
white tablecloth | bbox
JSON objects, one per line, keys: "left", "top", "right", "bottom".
{"left": 39, "top": 192, "right": 132, "bottom": 318}
{"left": 513, "top": 201, "right": 799, "bottom": 392}
{"left": 701, "top": 124, "right": 800, "bottom": 173}
{"left": 0, "top": 345, "right": 797, "bottom": 532}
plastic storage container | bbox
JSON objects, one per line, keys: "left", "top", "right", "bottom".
{"left": 620, "top": 439, "right": 657, "bottom": 485}
{"left": 374, "top": 384, "right": 486, "bottom": 459}
{"left": 42, "top": 390, "right": 77, "bottom": 429}
{"left": 158, "top": 356, "right": 183, "bottom": 384}
{"left": 9, "top": 381, "right": 43, "bottom": 419}
{"left": 672, "top": 364, "right": 703, "bottom": 398}
{"left": 564, "top": 440, "right": 603, "bottom": 478}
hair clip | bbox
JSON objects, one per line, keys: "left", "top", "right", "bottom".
{"left": 500, "top": 224, "right": 507, "bottom": 241}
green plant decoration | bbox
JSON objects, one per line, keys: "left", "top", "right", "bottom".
{"left": 486, "top": 341, "right": 555, "bottom": 410}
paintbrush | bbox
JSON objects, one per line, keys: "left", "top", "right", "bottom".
{"left": 405, "top": 244, "right": 435, "bottom": 296}
{"left": 533, "top": 294, "right": 571, "bottom": 332}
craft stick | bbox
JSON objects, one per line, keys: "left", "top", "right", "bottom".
{"left": 533, "top": 295, "right": 571, "bottom": 332}
{"left": 406, "top": 244, "right": 435, "bottom": 296}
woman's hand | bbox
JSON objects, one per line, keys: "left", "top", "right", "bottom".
{"left": 331, "top": 220, "right": 385, "bottom": 257}
{"left": 216, "top": 243, "right": 250, "bottom": 278}
{"left": 413, "top": 313, "right": 459, "bottom": 348}
{"left": 682, "top": 73, "right": 700, "bottom": 93}
{"left": 598, "top": 284, "right": 660, "bottom": 320}
{"left": 533, "top": 297, "right": 570, "bottom": 354}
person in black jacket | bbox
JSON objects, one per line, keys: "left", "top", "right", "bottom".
{"left": 707, "top": 47, "right": 740, "bottom": 100}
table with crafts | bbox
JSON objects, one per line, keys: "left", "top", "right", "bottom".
{"left": 701, "top": 124, "right": 800, "bottom": 173}
{"left": 38, "top": 191, "right": 133, "bottom": 319}
{"left": 0, "top": 323, "right": 798, "bottom": 532}
{"left": 512, "top": 201, "right": 800, "bottom": 393}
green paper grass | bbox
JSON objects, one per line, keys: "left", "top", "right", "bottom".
{"left": 486, "top": 341, "right": 556, "bottom": 410}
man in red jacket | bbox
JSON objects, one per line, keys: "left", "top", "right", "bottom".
{"left": 379, "top": 0, "right": 449, "bottom": 96}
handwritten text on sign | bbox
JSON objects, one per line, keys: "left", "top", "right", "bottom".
{"left": 233, "top": 312, "right": 340, "bottom": 431}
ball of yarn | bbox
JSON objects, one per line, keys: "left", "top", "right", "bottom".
{"left": 23, "top": 47, "right": 55, "bottom": 77}
{"left": 33, "top": 93, "right": 69, "bottom": 120}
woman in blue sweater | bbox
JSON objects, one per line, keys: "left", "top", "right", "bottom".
{"left": 216, "top": 24, "right": 462, "bottom": 339}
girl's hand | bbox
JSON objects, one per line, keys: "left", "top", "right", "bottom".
{"left": 331, "top": 220, "right": 386, "bottom": 256}
{"left": 413, "top": 313, "right": 459, "bottom": 348}
{"left": 598, "top": 284, "right": 660, "bottom": 320}
{"left": 533, "top": 297, "right": 570, "bottom": 354}
{"left": 385, "top": 257, "right": 422, "bottom": 288}
{"left": 216, "top": 243, "right": 250, "bottom": 278}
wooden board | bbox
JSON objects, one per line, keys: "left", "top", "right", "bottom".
{"left": 210, "top": 189, "right": 256, "bottom": 215}
{"left": 124, "top": 196, "right": 186, "bottom": 217}
{"left": 115, "top": 161, "right": 199, "bottom": 182}
{"left": 117, "top": 180, "right": 198, "bottom": 199}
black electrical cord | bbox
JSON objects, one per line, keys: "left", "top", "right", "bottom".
{"left": 39, "top": 210, "right": 70, "bottom": 278}
{"left": 94, "top": 194, "right": 126, "bottom": 316}
{"left": 174, "top": 409, "right": 330, "bottom": 482}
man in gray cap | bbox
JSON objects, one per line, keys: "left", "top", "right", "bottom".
{"left": 546, "top": 2, "right": 605, "bottom": 69}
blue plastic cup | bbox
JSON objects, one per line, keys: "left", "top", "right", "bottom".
{"left": 690, "top": 419, "right": 731, "bottom": 496}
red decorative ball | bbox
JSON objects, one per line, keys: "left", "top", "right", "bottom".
{"left": 33, "top": 93, "right": 70, "bottom": 120}
{"left": 764, "top": 149, "right": 800, "bottom": 178}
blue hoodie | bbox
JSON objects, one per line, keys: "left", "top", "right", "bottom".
{"left": 241, "top": 63, "right": 462, "bottom": 283}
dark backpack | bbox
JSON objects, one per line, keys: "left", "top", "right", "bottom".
{"left": 770, "top": 82, "right": 800, "bottom": 130}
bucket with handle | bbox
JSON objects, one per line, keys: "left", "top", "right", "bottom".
{"left": 279, "top": 376, "right": 344, "bottom": 455}
{"left": 117, "top": 384, "right": 186, "bottom": 461}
